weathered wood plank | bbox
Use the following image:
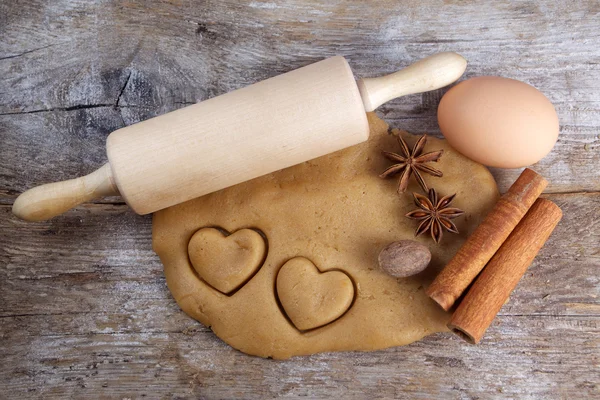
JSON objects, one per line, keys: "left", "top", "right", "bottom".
{"left": 0, "top": 194, "right": 598, "bottom": 398}
{"left": 1, "top": 318, "right": 598, "bottom": 399}
{"left": 1, "top": 0, "right": 599, "bottom": 198}
{"left": 1, "top": 0, "right": 599, "bottom": 398}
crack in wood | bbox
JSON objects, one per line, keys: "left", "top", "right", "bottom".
{"left": 0, "top": 191, "right": 598, "bottom": 205}
{"left": 0, "top": 44, "right": 57, "bottom": 61}
{"left": 0, "top": 103, "right": 161, "bottom": 117}
{"left": 0, "top": 104, "right": 115, "bottom": 116}
{"left": 0, "top": 311, "right": 106, "bottom": 319}
{"left": 115, "top": 71, "right": 132, "bottom": 108}
{"left": 32, "top": 330, "right": 212, "bottom": 337}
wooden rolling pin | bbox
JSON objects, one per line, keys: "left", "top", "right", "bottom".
{"left": 13, "top": 52, "right": 467, "bottom": 221}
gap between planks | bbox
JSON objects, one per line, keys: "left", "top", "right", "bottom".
{"left": 2, "top": 190, "right": 600, "bottom": 206}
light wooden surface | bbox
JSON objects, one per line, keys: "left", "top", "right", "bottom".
{"left": 1, "top": 1, "right": 599, "bottom": 398}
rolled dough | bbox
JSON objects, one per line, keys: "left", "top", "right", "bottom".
{"left": 153, "top": 113, "right": 499, "bottom": 359}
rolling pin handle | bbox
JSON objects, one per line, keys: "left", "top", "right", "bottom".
{"left": 12, "top": 163, "right": 119, "bottom": 222}
{"left": 357, "top": 52, "right": 467, "bottom": 112}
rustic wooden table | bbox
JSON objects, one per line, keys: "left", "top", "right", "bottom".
{"left": 1, "top": 1, "right": 599, "bottom": 398}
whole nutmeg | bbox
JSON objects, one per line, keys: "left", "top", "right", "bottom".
{"left": 378, "top": 240, "right": 431, "bottom": 278}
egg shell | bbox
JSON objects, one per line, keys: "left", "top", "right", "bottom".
{"left": 437, "top": 76, "right": 559, "bottom": 168}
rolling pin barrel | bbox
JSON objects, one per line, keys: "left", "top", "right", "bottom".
{"left": 13, "top": 52, "right": 467, "bottom": 221}
{"left": 106, "top": 56, "right": 369, "bottom": 215}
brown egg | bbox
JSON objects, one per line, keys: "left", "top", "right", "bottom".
{"left": 437, "top": 76, "right": 559, "bottom": 168}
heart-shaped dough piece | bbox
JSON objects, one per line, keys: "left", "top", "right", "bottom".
{"left": 188, "top": 228, "right": 266, "bottom": 294}
{"left": 276, "top": 257, "right": 354, "bottom": 331}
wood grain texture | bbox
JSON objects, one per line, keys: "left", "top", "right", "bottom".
{"left": 1, "top": 0, "right": 599, "bottom": 198}
{"left": 1, "top": 193, "right": 598, "bottom": 398}
{"left": 1, "top": 0, "right": 599, "bottom": 398}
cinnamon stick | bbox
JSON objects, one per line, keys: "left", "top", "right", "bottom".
{"left": 426, "top": 168, "right": 547, "bottom": 311}
{"left": 448, "top": 198, "right": 562, "bottom": 344}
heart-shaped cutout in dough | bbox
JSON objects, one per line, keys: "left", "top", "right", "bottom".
{"left": 188, "top": 228, "right": 266, "bottom": 294}
{"left": 276, "top": 257, "right": 354, "bottom": 331}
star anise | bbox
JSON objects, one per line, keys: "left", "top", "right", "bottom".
{"left": 380, "top": 133, "right": 444, "bottom": 193}
{"left": 405, "top": 188, "right": 464, "bottom": 243}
